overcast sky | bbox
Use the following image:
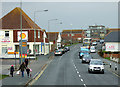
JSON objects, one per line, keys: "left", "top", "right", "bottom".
{"left": 1, "top": 0, "right": 119, "bottom": 32}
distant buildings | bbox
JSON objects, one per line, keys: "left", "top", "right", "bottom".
{"left": 89, "top": 25, "right": 107, "bottom": 40}
{"left": 85, "top": 25, "right": 108, "bottom": 41}
{"left": 61, "top": 29, "right": 85, "bottom": 45}
{"left": 46, "top": 32, "right": 61, "bottom": 51}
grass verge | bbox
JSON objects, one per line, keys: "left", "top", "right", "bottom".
{"left": 0, "top": 74, "right": 9, "bottom": 80}
{"left": 104, "top": 57, "right": 110, "bottom": 60}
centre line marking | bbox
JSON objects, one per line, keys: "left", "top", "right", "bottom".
{"left": 81, "top": 79, "right": 83, "bottom": 82}
{"left": 84, "top": 84, "right": 86, "bottom": 87}
{"left": 77, "top": 71, "right": 79, "bottom": 74}
{"left": 79, "top": 75, "right": 81, "bottom": 77}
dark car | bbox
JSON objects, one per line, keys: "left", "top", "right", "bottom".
{"left": 79, "top": 48, "right": 90, "bottom": 59}
{"left": 65, "top": 47, "right": 70, "bottom": 52}
{"left": 82, "top": 54, "right": 92, "bottom": 63}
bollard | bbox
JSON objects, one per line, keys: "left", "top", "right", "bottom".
{"left": 115, "top": 64, "right": 117, "bottom": 71}
{"left": 109, "top": 63, "right": 111, "bottom": 68}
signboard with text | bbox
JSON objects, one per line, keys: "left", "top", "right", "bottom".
{"left": 105, "top": 43, "right": 120, "bottom": 52}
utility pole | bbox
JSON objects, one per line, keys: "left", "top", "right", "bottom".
{"left": 20, "top": 0, "right": 22, "bottom": 64}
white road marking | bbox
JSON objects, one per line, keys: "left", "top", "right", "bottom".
{"left": 79, "top": 75, "right": 81, "bottom": 77}
{"left": 77, "top": 71, "right": 79, "bottom": 74}
{"left": 81, "top": 79, "right": 83, "bottom": 82}
{"left": 75, "top": 66, "right": 76, "bottom": 68}
{"left": 84, "top": 84, "right": 86, "bottom": 87}
{"left": 76, "top": 68, "right": 78, "bottom": 71}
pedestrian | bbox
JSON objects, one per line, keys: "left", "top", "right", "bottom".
{"left": 18, "top": 62, "right": 26, "bottom": 77}
{"left": 10, "top": 65, "right": 14, "bottom": 77}
{"left": 25, "top": 58, "right": 28, "bottom": 67}
{"left": 26, "top": 67, "right": 30, "bottom": 78}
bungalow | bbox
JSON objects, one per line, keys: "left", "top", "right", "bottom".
{"left": 104, "top": 31, "right": 120, "bottom": 59}
{"left": 0, "top": 7, "right": 49, "bottom": 57}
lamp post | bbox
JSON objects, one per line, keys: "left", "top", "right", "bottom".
{"left": 70, "top": 24, "right": 73, "bottom": 44}
{"left": 48, "top": 19, "right": 58, "bottom": 52}
{"left": 20, "top": 0, "right": 23, "bottom": 64}
{"left": 34, "top": 9, "right": 48, "bottom": 57}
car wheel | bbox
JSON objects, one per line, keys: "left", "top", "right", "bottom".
{"left": 88, "top": 69, "right": 91, "bottom": 73}
{"left": 80, "top": 56, "right": 82, "bottom": 59}
{"left": 102, "top": 70, "right": 104, "bottom": 74}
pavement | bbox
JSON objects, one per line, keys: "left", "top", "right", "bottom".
{"left": 1, "top": 52, "right": 54, "bottom": 87}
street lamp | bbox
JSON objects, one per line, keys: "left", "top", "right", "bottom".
{"left": 48, "top": 19, "right": 58, "bottom": 52}
{"left": 70, "top": 24, "right": 73, "bottom": 44}
{"left": 34, "top": 9, "right": 48, "bottom": 57}
{"left": 20, "top": 0, "right": 23, "bottom": 64}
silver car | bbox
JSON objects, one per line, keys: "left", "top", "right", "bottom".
{"left": 88, "top": 59, "right": 104, "bottom": 74}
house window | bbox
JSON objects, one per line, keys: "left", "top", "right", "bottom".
{"left": 5, "top": 31, "right": 9, "bottom": 37}
{"left": 38, "top": 30, "right": 40, "bottom": 38}
{"left": 34, "top": 30, "right": 36, "bottom": 38}
{"left": 71, "top": 34, "right": 74, "bottom": 36}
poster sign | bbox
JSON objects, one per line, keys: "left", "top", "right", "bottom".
{"left": 1, "top": 37, "right": 10, "bottom": 43}
{"left": 18, "top": 31, "right": 28, "bottom": 41}
{"left": 105, "top": 43, "right": 119, "bottom": 52}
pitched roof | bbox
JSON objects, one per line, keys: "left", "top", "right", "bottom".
{"left": 0, "top": 7, "right": 41, "bottom": 29}
{"left": 104, "top": 31, "right": 120, "bottom": 42}
{"left": 62, "top": 29, "right": 83, "bottom": 34}
{"left": 46, "top": 32, "right": 59, "bottom": 42}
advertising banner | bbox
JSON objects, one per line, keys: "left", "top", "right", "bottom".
{"left": 18, "top": 31, "right": 28, "bottom": 41}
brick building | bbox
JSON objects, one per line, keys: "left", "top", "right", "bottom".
{"left": 46, "top": 32, "right": 61, "bottom": 51}
{"left": 0, "top": 7, "right": 49, "bottom": 56}
{"left": 61, "top": 29, "right": 85, "bottom": 45}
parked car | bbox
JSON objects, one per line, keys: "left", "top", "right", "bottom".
{"left": 88, "top": 59, "right": 104, "bottom": 74}
{"left": 82, "top": 54, "right": 92, "bottom": 63}
{"left": 59, "top": 48, "right": 65, "bottom": 54}
{"left": 100, "top": 39, "right": 104, "bottom": 44}
{"left": 65, "top": 47, "right": 70, "bottom": 52}
{"left": 90, "top": 46, "right": 96, "bottom": 53}
{"left": 54, "top": 49, "right": 63, "bottom": 56}
{"left": 79, "top": 48, "right": 90, "bottom": 59}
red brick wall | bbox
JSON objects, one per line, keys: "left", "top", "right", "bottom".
{"left": 103, "top": 53, "right": 120, "bottom": 58}
{"left": 13, "top": 30, "right": 44, "bottom": 42}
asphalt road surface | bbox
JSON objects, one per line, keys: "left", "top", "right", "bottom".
{"left": 31, "top": 44, "right": 119, "bottom": 87}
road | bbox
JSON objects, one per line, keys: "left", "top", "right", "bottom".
{"left": 31, "top": 44, "right": 119, "bottom": 87}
